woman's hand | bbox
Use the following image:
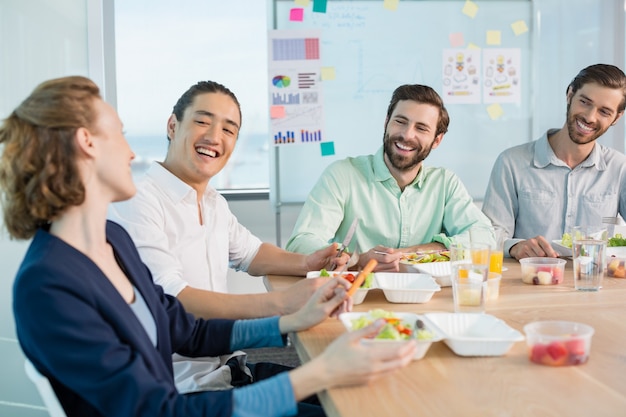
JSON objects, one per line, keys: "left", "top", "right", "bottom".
{"left": 288, "top": 320, "right": 417, "bottom": 400}
{"left": 279, "top": 277, "right": 352, "bottom": 333}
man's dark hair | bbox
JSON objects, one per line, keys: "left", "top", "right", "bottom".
{"left": 567, "top": 64, "right": 626, "bottom": 113}
{"left": 171, "top": 80, "right": 242, "bottom": 126}
{"left": 385, "top": 84, "right": 450, "bottom": 136}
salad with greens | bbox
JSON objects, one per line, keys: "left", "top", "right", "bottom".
{"left": 351, "top": 309, "right": 435, "bottom": 341}
{"left": 401, "top": 251, "right": 450, "bottom": 264}
{"left": 561, "top": 232, "right": 626, "bottom": 248}
{"left": 318, "top": 269, "right": 374, "bottom": 288}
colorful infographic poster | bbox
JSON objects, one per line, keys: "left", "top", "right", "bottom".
{"left": 268, "top": 29, "right": 325, "bottom": 146}
{"left": 482, "top": 48, "right": 521, "bottom": 104}
{"left": 442, "top": 48, "right": 481, "bottom": 104}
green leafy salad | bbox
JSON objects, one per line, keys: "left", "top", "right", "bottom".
{"left": 319, "top": 269, "right": 374, "bottom": 288}
{"left": 561, "top": 232, "right": 626, "bottom": 248}
{"left": 351, "top": 309, "right": 435, "bottom": 341}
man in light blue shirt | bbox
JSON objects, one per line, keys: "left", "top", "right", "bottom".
{"left": 286, "top": 84, "right": 493, "bottom": 272}
{"left": 482, "top": 64, "right": 626, "bottom": 260}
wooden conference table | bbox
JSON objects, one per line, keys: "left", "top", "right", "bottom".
{"left": 264, "top": 257, "right": 626, "bottom": 417}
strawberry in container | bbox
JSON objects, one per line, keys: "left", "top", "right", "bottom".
{"left": 519, "top": 257, "right": 566, "bottom": 285}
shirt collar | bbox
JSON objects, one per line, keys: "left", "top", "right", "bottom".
{"left": 533, "top": 129, "right": 605, "bottom": 171}
{"left": 372, "top": 146, "right": 425, "bottom": 188}
{"left": 146, "top": 161, "right": 216, "bottom": 204}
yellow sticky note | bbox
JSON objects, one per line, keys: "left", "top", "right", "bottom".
{"left": 511, "top": 20, "right": 529, "bottom": 36}
{"left": 294, "top": 0, "right": 310, "bottom": 6}
{"left": 467, "top": 42, "right": 481, "bottom": 50}
{"left": 449, "top": 32, "right": 465, "bottom": 48}
{"left": 487, "top": 104, "right": 504, "bottom": 120}
{"left": 270, "top": 106, "right": 286, "bottom": 119}
{"left": 321, "top": 67, "right": 336, "bottom": 80}
{"left": 383, "top": 0, "right": 399, "bottom": 11}
{"left": 462, "top": 0, "right": 478, "bottom": 18}
{"left": 486, "top": 30, "right": 501, "bottom": 45}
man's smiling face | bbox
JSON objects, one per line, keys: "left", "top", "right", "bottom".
{"left": 383, "top": 99, "right": 443, "bottom": 172}
{"left": 163, "top": 92, "right": 241, "bottom": 191}
{"left": 566, "top": 82, "right": 623, "bottom": 146}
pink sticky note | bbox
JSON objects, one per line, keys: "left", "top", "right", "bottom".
{"left": 290, "top": 8, "right": 304, "bottom": 22}
{"left": 270, "top": 106, "right": 286, "bottom": 119}
{"left": 449, "top": 32, "right": 465, "bottom": 48}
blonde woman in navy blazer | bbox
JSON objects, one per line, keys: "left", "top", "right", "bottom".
{"left": 0, "top": 76, "right": 417, "bottom": 417}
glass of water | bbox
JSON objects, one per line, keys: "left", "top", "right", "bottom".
{"left": 571, "top": 226, "right": 607, "bottom": 291}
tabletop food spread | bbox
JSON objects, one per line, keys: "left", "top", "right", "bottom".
{"left": 265, "top": 255, "right": 626, "bottom": 417}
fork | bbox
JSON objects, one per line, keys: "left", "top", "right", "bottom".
{"left": 602, "top": 217, "right": 624, "bottom": 238}
{"left": 335, "top": 246, "right": 360, "bottom": 275}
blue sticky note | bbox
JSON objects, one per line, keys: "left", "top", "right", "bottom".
{"left": 320, "top": 141, "right": 335, "bottom": 156}
{"left": 313, "top": 0, "right": 328, "bottom": 13}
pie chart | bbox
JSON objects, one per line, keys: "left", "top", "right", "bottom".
{"left": 272, "top": 75, "right": 291, "bottom": 88}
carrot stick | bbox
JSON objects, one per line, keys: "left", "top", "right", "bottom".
{"left": 347, "top": 259, "right": 378, "bottom": 296}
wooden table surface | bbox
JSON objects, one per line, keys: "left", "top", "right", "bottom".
{"left": 265, "top": 257, "right": 626, "bottom": 417}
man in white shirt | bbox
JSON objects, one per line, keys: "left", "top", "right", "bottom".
{"left": 482, "top": 64, "right": 626, "bottom": 260}
{"left": 110, "top": 80, "right": 348, "bottom": 393}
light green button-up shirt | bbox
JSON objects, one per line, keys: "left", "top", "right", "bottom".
{"left": 286, "top": 146, "right": 493, "bottom": 254}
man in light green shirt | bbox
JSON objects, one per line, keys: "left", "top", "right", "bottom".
{"left": 286, "top": 84, "right": 493, "bottom": 272}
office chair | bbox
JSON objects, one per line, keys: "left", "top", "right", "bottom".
{"left": 23, "top": 359, "right": 67, "bottom": 417}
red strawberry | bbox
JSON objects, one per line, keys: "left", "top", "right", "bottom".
{"left": 542, "top": 342, "right": 568, "bottom": 366}
{"left": 530, "top": 343, "right": 547, "bottom": 364}
{"left": 565, "top": 338, "right": 588, "bottom": 365}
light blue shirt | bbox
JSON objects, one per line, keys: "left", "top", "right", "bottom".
{"left": 286, "top": 146, "right": 493, "bottom": 254}
{"left": 482, "top": 129, "right": 626, "bottom": 256}
{"left": 231, "top": 317, "right": 297, "bottom": 417}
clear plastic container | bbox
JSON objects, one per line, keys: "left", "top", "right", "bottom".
{"left": 519, "top": 257, "right": 566, "bottom": 285}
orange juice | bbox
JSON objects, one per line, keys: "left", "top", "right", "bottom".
{"left": 489, "top": 250, "right": 503, "bottom": 274}
{"left": 471, "top": 248, "right": 490, "bottom": 265}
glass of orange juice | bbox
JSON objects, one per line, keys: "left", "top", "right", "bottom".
{"left": 470, "top": 225, "right": 505, "bottom": 274}
{"left": 449, "top": 242, "right": 491, "bottom": 280}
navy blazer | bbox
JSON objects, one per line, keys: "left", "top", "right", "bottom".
{"left": 13, "top": 221, "right": 236, "bottom": 416}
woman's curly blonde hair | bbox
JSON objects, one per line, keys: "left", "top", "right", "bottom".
{"left": 0, "top": 75, "right": 101, "bottom": 239}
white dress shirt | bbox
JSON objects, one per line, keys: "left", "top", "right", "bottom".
{"left": 109, "top": 161, "right": 262, "bottom": 295}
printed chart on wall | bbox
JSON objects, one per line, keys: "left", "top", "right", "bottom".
{"left": 268, "top": 29, "right": 330, "bottom": 153}
{"left": 442, "top": 48, "right": 521, "bottom": 105}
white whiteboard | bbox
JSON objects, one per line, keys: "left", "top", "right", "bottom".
{"left": 271, "top": 0, "right": 531, "bottom": 203}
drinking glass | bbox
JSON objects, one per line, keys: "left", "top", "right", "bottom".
{"left": 451, "top": 263, "right": 489, "bottom": 313}
{"left": 571, "top": 226, "right": 607, "bottom": 291}
{"left": 469, "top": 226, "right": 503, "bottom": 273}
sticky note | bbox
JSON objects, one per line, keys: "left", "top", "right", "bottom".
{"left": 320, "top": 67, "right": 336, "bottom": 80}
{"left": 462, "top": 0, "right": 478, "bottom": 18}
{"left": 312, "top": 0, "right": 327, "bottom": 13}
{"left": 383, "top": 0, "right": 399, "bottom": 11}
{"left": 270, "top": 106, "right": 286, "bottom": 119}
{"left": 294, "top": 0, "right": 310, "bottom": 6}
{"left": 511, "top": 20, "right": 529, "bottom": 36}
{"left": 449, "top": 32, "right": 465, "bottom": 48}
{"left": 467, "top": 42, "right": 481, "bottom": 50}
{"left": 487, "top": 103, "right": 504, "bottom": 120}
{"left": 486, "top": 30, "right": 501, "bottom": 45}
{"left": 289, "top": 8, "right": 304, "bottom": 22}
{"left": 320, "top": 141, "right": 335, "bottom": 156}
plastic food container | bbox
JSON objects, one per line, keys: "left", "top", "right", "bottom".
{"left": 523, "top": 320, "right": 594, "bottom": 366}
{"left": 486, "top": 272, "right": 501, "bottom": 301}
{"left": 306, "top": 270, "right": 374, "bottom": 304}
{"left": 423, "top": 313, "right": 524, "bottom": 357}
{"left": 339, "top": 311, "right": 444, "bottom": 360}
{"left": 606, "top": 247, "right": 626, "bottom": 278}
{"left": 374, "top": 273, "right": 441, "bottom": 303}
{"left": 519, "top": 257, "right": 566, "bottom": 285}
